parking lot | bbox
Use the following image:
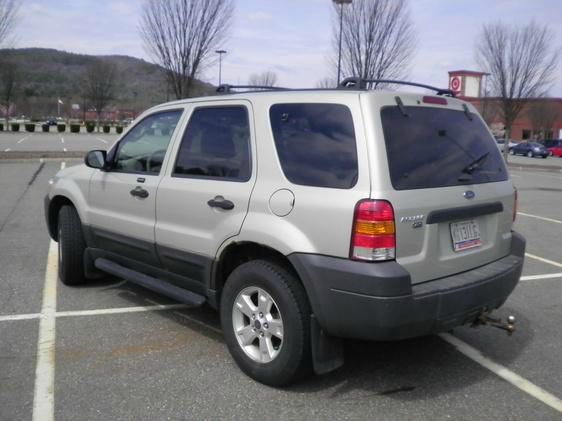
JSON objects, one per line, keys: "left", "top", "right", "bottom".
{"left": 1, "top": 158, "right": 561, "bottom": 420}
{"left": 0, "top": 132, "right": 119, "bottom": 154}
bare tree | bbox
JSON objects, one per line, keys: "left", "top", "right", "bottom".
{"left": 83, "top": 59, "right": 117, "bottom": 131}
{"left": 248, "top": 70, "right": 278, "bottom": 87}
{"left": 0, "top": 54, "right": 17, "bottom": 127}
{"left": 476, "top": 21, "right": 560, "bottom": 159}
{"left": 334, "top": 0, "right": 415, "bottom": 88}
{"left": 140, "top": 0, "right": 234, "bottom": 99}
{"left": 0, "top": 0, "right": 19, "bottom": 46}
{"left": 527, "top": 101, "right": 560, "bottom": 139}
{"left": 316, "top": 77, "right": 338, "bottom": 89}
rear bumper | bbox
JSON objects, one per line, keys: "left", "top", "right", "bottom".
{"left": 289, "top": 231, "right": 525, "bottom": 341}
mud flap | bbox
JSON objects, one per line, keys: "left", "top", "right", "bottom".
{"left": 311, "top": 315, "right": 344, "bottom": 375}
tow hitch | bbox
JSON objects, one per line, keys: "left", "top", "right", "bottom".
{"left": 473, "top": 311, "right": 516, "bottom": 336}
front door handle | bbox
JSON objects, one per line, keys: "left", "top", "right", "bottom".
{"left": 207, "top": 196, "right": 234, "bottom": 210}
{"left": 130, "top": 186, "right": 149, "bottom": 199}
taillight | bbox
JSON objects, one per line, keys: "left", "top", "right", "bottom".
{"left": 350, "top": 200, "right": 396, "bottom": 262}
{"left": 513, "top": 188, "right": 518, "bottom": 222}
{"left": 423, "top": 96, "right": 448, "bottom": 105}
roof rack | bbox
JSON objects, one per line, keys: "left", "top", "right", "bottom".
{"left": 216, "top": 84, "right": 290, "bottom": 94}
{"left": 338, "top": 77, "right": 455, "bottom": 97}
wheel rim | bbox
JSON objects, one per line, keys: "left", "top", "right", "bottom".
{"left": 232, "top": 286, "right": 284, "bottom": 364}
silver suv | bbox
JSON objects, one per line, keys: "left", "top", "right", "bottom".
{"left": 44, "top": 79, "right": 525, "bottom": 386}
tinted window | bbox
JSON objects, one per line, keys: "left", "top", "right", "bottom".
{"left": 381, "top": 106, "right": 508, "bottom": 190}
{"left": 174, "top": 107, "right": 251, "bottom": 181}
{"left": 269, "top": 103, "right": 358, "bottom": 189}
{"left": 113, "top": 110, "right": 182, "bottom": 174}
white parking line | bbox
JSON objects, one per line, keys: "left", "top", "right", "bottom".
{"left": 520, "top": 273, "right": 562, "bottom": 281}
{"left": 518, "top": 212, "right": 562, "bottom": 225}
{"left": 0, "top": 313, "right": 41, "bottom": 322}
{"left": 56, "top": 304, "right": 189, "bottom": 318}
{"left": 440, "top": 333, "right": 562, "bottom": 413}
{"left": 17, "top": 137, "right": 28, "bottom": 144}
{"left": 63, "top": 148, "right": 67, "bottom": 152}
{"left": 510, "top": 174, "right": 522, "bottom": 178}
{"left": 32, "top": 240, "right": 58, "bottom": 421}
{"left": 525, "top": 253, "right": 562, "bottom": 269}
{"left": 96, "top": 137, "right": 108, "bottom": 144}
{"left": 4, "top": 148, "right": 10, "bottom": 152}
{"left": 60, "top": 137, "right": 64, "bottom": 144}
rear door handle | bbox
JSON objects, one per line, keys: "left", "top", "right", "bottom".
{"left": 130, "top": 186, "right": 149, "bottom": 199}
{"left": 207, "top": 196, "right": 234, "bottom": 210}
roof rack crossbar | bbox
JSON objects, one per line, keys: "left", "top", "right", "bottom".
{"left": 338, "top": 77, "right": 455, "bottom": 97}
{"left": 216, "top": 84, "right": 290, "bottom": 94}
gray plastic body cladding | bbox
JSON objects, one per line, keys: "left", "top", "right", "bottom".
{"left": 289, "top": 231, "right": 525, "bottom": 341}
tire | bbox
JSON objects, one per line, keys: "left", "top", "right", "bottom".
{"left": 220, "top": 260, "right": 311, "bottom": 386}
{"left": 58, "top": 205, "right": 87, "bottom": 285}
{"left": 526, "top": 151, "right": 533, "bottom": 158}
{"left": 509, "top": 149, "right": 515, "bottom": 155}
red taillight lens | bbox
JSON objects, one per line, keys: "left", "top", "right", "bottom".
{"left": 423, "top": 96, "right": 448, "bottom": 105}
{"left": 513, "top": 188, "right": 518, "bottom": 222}
{"left": 350, "top": 200, "right": 396, "bottom": 262}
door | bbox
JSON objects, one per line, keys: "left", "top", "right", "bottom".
{"left": 155, "top": 102, "right": 256, "bottom": 284}
{"left": 87, "top": 109, "right": 184, "bottom": 264}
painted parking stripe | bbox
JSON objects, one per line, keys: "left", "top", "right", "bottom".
{"left": 32, "top": 239, "right": 58, "bottom": 421}
{"left": 0, "top": 313, "right": 41, "bottom": 322}
{"left": 520, "top": 273, "right": 562, "bottom": 281}
{"left": 4, "top": 148, "right": 10, "bottom": 152}
{"left": 518, "top": 212, "right": 562, "bottom": 225}
{"left": 55, "top": 304, "right": 189, "bottom": 318}
{"left": 525, "top": 253, "right": 562, "bottom": 269}
{"left": 60, "top": 137, "right": 64, "bottom": 144}
{"left": 440, "top": 333, "right": 562, "bottom": 413}
{"left": 17, "top": 137, "right": 28, "bottom": 144}
{"left": 96, "top": 137, "right": 108, "bottom": 144}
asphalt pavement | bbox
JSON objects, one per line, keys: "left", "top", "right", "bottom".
{"left": 0, "top": 160, "right": 561, "bottom": 420}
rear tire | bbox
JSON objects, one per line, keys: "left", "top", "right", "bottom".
{"left": 509, "top": 149, "right": 515, "bottom": 155}
{"left": 526, "top": 151, "right": 533, "bottom": 158}
{"left": 220, "top": 260, "right": 311, "bottom": 386}
{"left": 58, "top": 205, "right": 87, "bottom": 285}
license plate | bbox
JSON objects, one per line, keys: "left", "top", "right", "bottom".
{"left": 450, "top": 220, "right": 481, "bottom": 252}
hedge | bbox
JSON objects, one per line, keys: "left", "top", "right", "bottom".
{"left": 57, "top": 124, "right": 66, "bottom": 133}
{"left": 11, "top": 123, "right": 20, "bottom": 132}
{"left": 0, "top": 123, "right": 3, "bottom": 131}
{"left": 25, "top": 123, "right": 36, "bottom": 132}
{"left": 70, "top": 124, "right": 80, "bottom": 133}
{"left": 103, "top": 125, "right": 110, "bottom": 133}
{"left": 116, "top": 126, "right": 123, "bottom": 134}
{"left": 86, "top": 123, "right": 95, "bottom": 133}
{"left": 42, "top": 124, "right": 49, "bottom": 132}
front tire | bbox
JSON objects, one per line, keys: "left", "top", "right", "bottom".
{"left": 220, "top": 260, "right": 311, "bottom": 386}
{"left": 58, "top": 205, "right": 87, "bottom": 285}
{"left": 527, "top": 151, "right": 533, "bottom": 158}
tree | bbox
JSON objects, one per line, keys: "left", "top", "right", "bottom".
{"left": 527, "top": 101, "right": 560, "bottom": 139}
{"left": 248, "top": 71, "right": 277, "bottom": 87}
{"left": 0, "top": 55, "right": 17, "bottom": 126}
{"left": 334, "top": 0, "right": 415, "bottom": 88}
{"left": 0, "top": 0, "right": 19, "bottom": 46}
{"left": 140, "top": 0, "right": 234, "bottom": 99}
{"left": 315, "top": 77, "right": 337, "bottom": 89}
{"left": 83, "top": 59, "right": 117, "bottom": 130}
{"left": 476, "top": 21, "right": 559, "bottom": 159}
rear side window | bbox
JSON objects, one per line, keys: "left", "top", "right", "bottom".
{"left": 381, "top": 106, "right": 508, "bottom": 190}
{"left": 173, "top": 106, "right": 251, "bottom": 181}
{"left": 269, "top": 103, "right": 358, "bottom": 189}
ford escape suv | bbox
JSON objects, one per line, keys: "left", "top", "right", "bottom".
{"left": 44, "top": 78, "right": 525, "bottom": 386}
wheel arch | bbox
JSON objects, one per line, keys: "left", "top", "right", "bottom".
{"left": 47, "top": 195, "right": 78, "bottom": 241}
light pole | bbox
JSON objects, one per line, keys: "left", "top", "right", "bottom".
{"left": 333, "top": 0, "right": 352, "bottom": 85}
{"left": 215, "top": 49, "right": 227, "bottom": 86}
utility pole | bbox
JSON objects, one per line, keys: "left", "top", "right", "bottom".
{"left": 215, "top": 49, "right": 227, "bottom": 86}
{"left": 333, "top": 0, "right": 352, "bottom": 85}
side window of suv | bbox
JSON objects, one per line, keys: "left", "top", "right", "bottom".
{"left": 269, "top": 103, "right": 358, "bottom": 189}
{"left": 173, "top": 106, "right": 251, "bottom": 181}
{"left": 113, "top": 110, "right": 182, "bottom": 175}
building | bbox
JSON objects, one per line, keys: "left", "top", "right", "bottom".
{"left": 448, "top": 70, "right": 562, "bottom": 140}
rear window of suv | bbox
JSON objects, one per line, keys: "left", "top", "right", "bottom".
{"left": 381, "top": 106, "right": 508, "bottom": 190}
{"left": 270, "top": 103, "right": 358, "bottom": 189}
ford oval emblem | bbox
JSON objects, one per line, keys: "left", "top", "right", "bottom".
{"left": 464, "top": 190, "right": 475, "bottom": 200}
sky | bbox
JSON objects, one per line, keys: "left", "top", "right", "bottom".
{"left": 13, "top": 0, "right": 562, "bottom": 96}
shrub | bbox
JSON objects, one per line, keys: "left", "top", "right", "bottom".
{"left": 86, "top": 123, "right": 95, "bottom": 133}
{"left": 11, "top": 123, "right": 20, "bottom": 132}
{"left": 116, "top": 126, "right": 123, "bottom": 134}
{"left": 0, "top": 123, "right": 3, "bottom": 131}
{"left": 42, "top": 124, "right": 49, "bottom": 132}
{"left": 70, "top": 124, "right": 80, "bottom": 133}
{"left": 57, "top": 124, "right": 66, "bottom": 133}
{"left": 103, "top": 125, "right": 110, "bottom": 133}
{"left": 25, "top": 123, "right": 36, "bottom": 132}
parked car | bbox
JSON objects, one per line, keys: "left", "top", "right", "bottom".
{"left": 495, "top": 139, "right": 518, "bottom": 152}
{"left": 45, "top": 118, "right": 57, "bottom": 126}
{"left": 543, "top": 139, "right": 562, "bottom": 157}
{"left": 44, "top": 79, "right": 524, "bottom": 386}
{"left": 509, "top": 141, "right": 549, "bottom": 158}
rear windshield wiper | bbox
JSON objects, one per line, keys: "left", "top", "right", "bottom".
{"left": 460, "top": 151, "right": 489, "bottom": 176}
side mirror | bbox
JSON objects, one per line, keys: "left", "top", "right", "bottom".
{"left": 85, "top": 150, "right": 108, "bottom": 170}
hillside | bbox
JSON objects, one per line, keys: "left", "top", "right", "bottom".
{"left": 0, "top": 48, "right": 214, "bottom": 119}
